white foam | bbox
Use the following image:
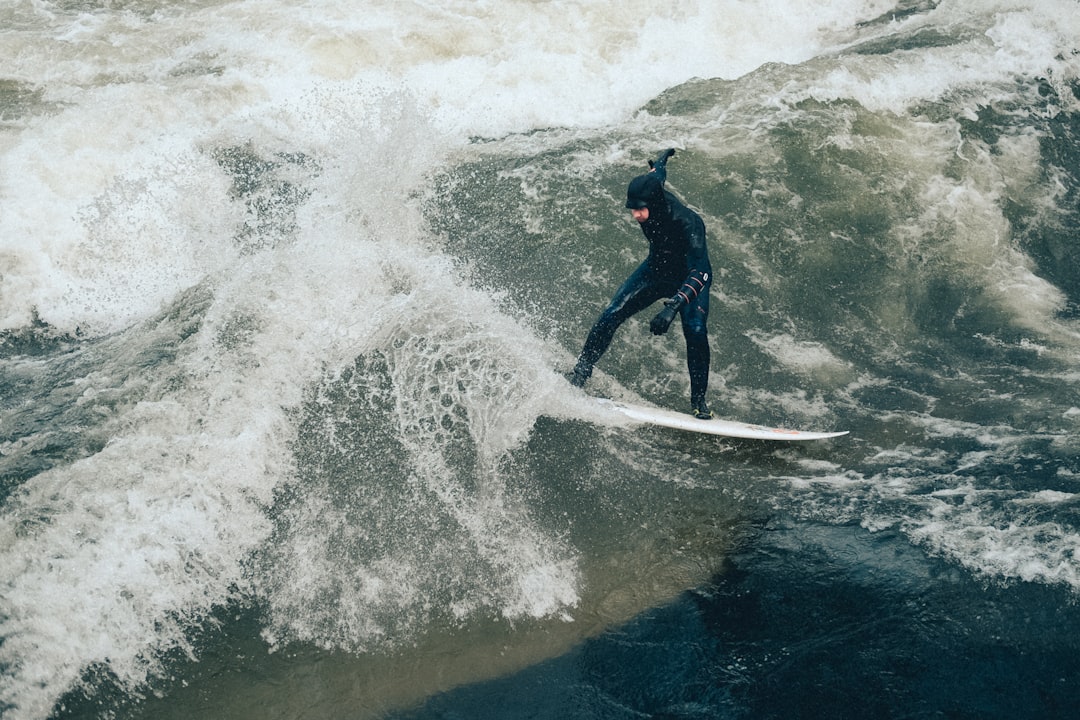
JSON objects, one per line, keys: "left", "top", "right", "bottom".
{"left": 909, "top": 516, "right": 1080, "bottom": 588}
{"left": 0, "top": 387, "right": 288, "bottom": 718}
{"left": 252, "top": 267, "right": 582, "bottom": 654}
{"left": 798, "top": 0, "right": 1080, "bottom": 114}
{"left": 0, "top": 79, "right": 459, "bottom": 716}
{"left": 1015, "top": 490, "right": 1075, "bottom": 505}
{"left": 746, "top": 330, "right": 853, "bottom": 378}
{"left": 1, "top": 0, "right": 899, "bottom": 336}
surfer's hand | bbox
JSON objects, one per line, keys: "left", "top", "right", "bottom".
{"left": 648, "top": 148, "right": 675, "bottom": 171}
{"left": 650, "top": 300, "right": 679, "bottom": 335}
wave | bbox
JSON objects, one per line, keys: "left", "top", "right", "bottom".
{"left": 3, "top": 1, "right": 1080, "bottom": 718}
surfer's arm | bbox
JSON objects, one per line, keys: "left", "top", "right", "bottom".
{"left": 650, "top": 268, "right": 709, "bottom": 336}
{"left": 675, "top": 215, "right": 711, "bottom": 306}
{"left": 674, "top": 268, "right": 709, "bottom": 307}
{"left": 647, "top": 148, "right": 676, "bottom": 183}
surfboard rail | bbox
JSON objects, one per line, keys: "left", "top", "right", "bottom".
{"left": 596, "top": 398, "right": 848, "bottom": 441}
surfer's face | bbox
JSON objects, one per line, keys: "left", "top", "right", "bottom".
{"left": 630, "top": 207, "right": 649, "bottom": 223}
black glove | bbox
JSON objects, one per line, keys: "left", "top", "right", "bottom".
{"left": 647, "top": 148, "right": 675, "bottom": 170}
{"left": 650, "top": 299, "right": 680, "bottom": 335}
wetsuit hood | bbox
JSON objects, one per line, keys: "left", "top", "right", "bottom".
{"left": 625, "top": 173, "right": 665, "bottom": 210}
{"left": 625, "top": 148, "right": 676, "bottom": 212}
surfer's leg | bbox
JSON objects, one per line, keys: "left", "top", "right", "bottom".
{"left": 681, "top": 281, "right": 712, "bottom": 417}
{"left": 572, "top": 264, "right": 663, "bottom": 385}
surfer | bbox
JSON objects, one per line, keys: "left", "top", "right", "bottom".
{"left": 570, "top": 148, "right": 715, "bottom": 419}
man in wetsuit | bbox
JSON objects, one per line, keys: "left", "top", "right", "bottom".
{"left": 570, "top": 148, "right": 714, "bottom": 419}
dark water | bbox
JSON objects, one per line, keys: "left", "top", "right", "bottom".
{"left": 3, "top": 1, "right": 1080, "bottom": 719}
{"left": 396, "top": 520, "right": 1080, "bottom": 719}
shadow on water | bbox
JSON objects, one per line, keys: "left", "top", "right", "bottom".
{"left": 392, "top": 519, "right": 1080, "bottom": 720}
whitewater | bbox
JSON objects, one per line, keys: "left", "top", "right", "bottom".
{"left": 3, "top": 1, "right": 1080, "bottom": 718}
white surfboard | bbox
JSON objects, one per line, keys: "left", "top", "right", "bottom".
{"left": 596, "top": 398, "right": 848, "bottom": 441}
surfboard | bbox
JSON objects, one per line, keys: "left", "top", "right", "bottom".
{"left": 596, "top": 398, "right": 848, "bottom": 441}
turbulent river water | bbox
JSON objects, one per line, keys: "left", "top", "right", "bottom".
{"left": 3, "top": 1, "right": 1080, "bottom": 718}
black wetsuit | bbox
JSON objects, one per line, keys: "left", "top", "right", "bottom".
{"left": 572, "top": 150, "right": 713, "bottom": 408}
